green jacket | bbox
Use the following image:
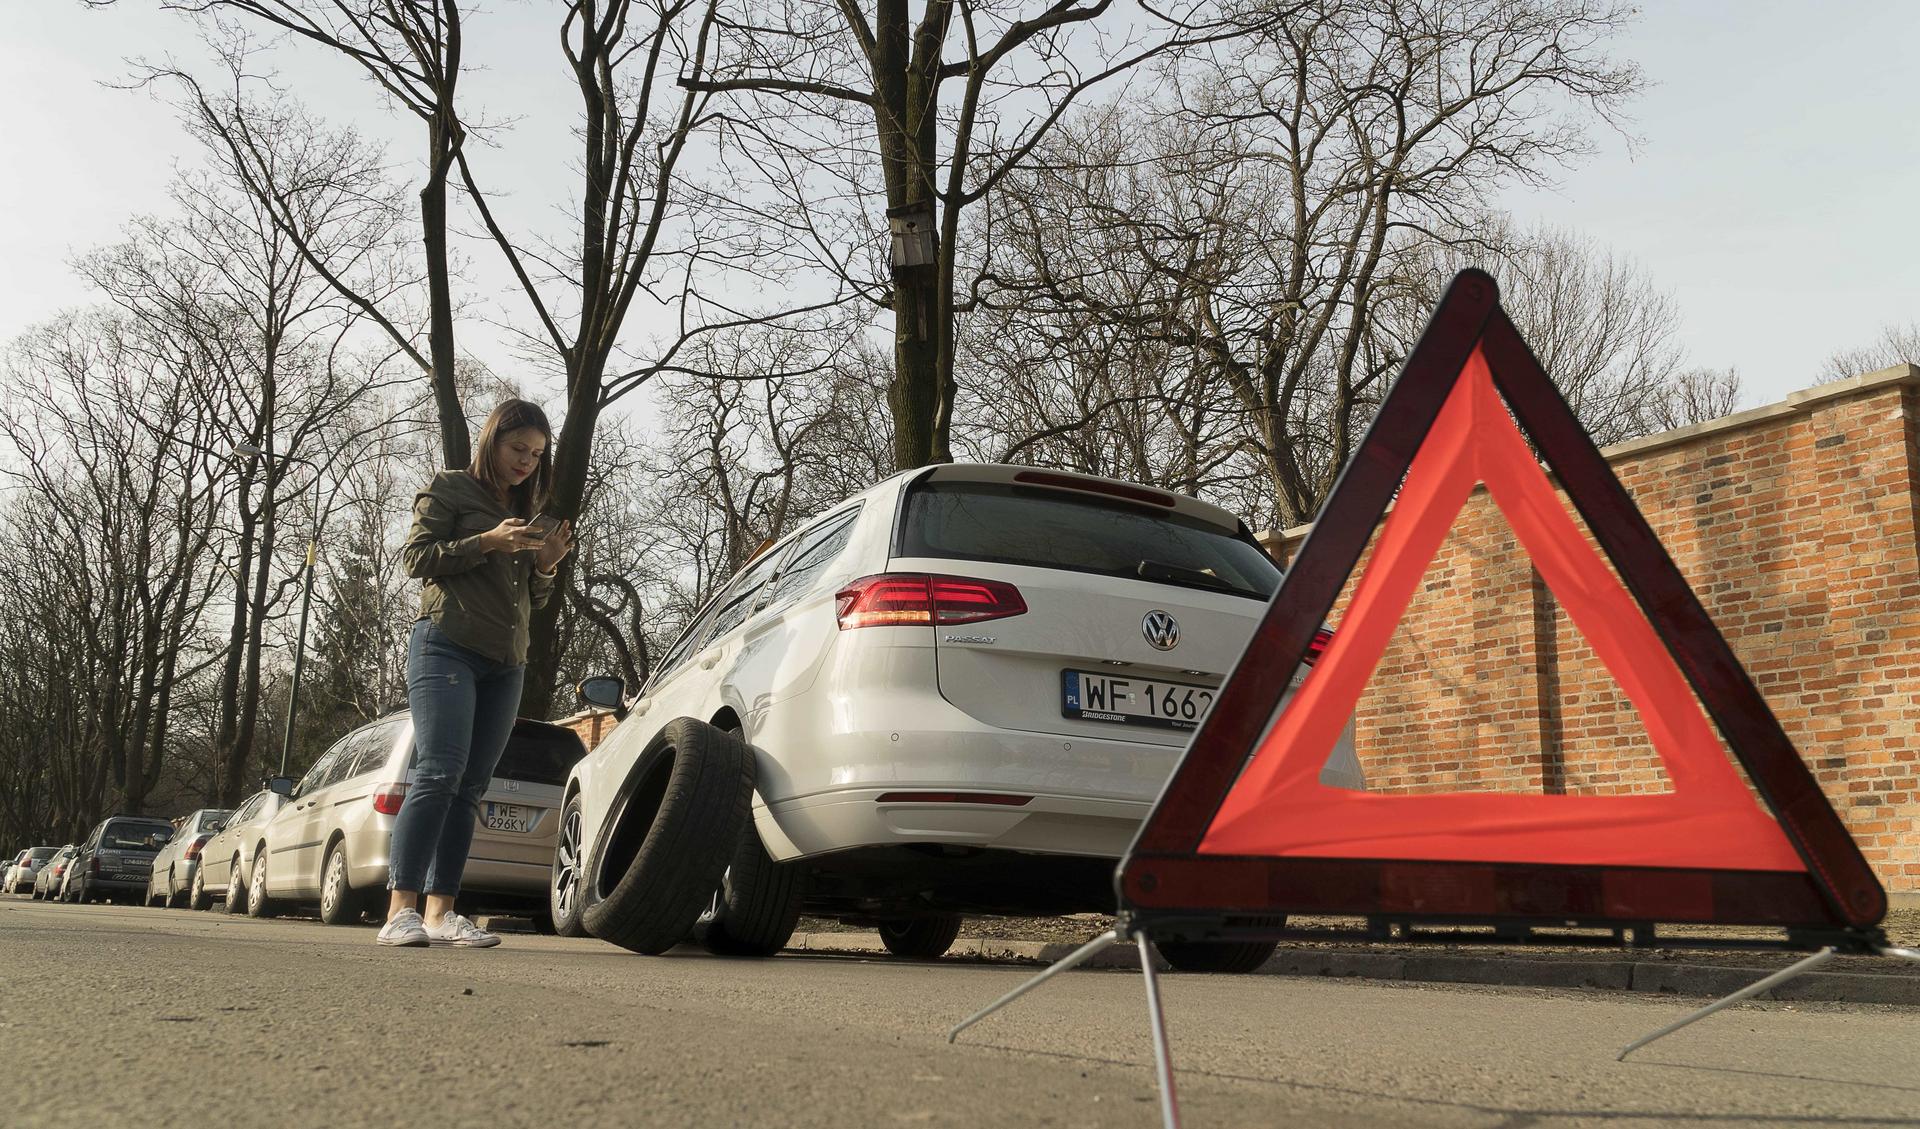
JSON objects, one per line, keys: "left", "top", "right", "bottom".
{"left": 403, "top": 469, "right": 555, "bottom": 665}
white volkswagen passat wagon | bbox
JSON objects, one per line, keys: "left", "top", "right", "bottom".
{"left": 561, "top": 464, "right": 1360, "bottom": 971}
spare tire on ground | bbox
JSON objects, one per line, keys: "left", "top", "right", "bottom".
{"left": 582, "top": 718, "right": 754, "bottom": 955}
{"left": 697, "top": 824, "right": 806, "bottom": 957}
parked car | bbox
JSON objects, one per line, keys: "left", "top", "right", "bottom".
{"left": 32, "top": 845, "right": 76, "bottom": 900}
{"left": 560, "top": 463, "right": 1363, "bottom": 971}
{"left": 67, "top": 816, "right": 176, "bottom": 904}
{"left": 200, "top": 789, "right": 284, "bottom": 914}
{"left": 145, "top": 808, "right": 232, "bottom": 909}
{"left": 243, "top": 711, "right": 587, "bottom": 925}
{"left": 4, "top": 846, "right": 58, "bottom": 894}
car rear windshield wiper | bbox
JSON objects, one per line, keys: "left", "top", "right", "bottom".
{"left": 1137, "top": 558, "right": 1238, "bottom": 592}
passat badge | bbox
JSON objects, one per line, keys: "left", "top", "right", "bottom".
{"left": 1142, "top": 610, "right": 1180, "bottom": 651}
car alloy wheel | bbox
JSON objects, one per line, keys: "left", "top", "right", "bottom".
{"left": 552, "top": 805, "right": 581, "bottom": 923}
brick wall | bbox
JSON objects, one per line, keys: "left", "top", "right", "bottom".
{"left": 1263, "top": 364, "right": 1920, "bottom": 897}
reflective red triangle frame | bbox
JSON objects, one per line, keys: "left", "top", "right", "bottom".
{"left": 1117, "top": 270, "right": 1887, "bottom": 938}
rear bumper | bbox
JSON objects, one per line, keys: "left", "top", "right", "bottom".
{"left": 82, "top": 876, "right": 148, "bottom": 893}
{"left": 768, "top": 787, "right": 1149, "bottom": 861}
{"left": 346, "top": 835, "right": 553, "bottom": 898}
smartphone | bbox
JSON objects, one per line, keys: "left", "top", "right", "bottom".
{"left": 526, "top": 513, "right": 561, "bottom": 541}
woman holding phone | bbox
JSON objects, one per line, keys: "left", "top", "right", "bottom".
{"left": 380, "top": 398, "right": 574, "bottom": 948}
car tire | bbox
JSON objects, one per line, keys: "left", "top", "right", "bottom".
{"left": 1154, "top": 938, "right": 1278, "bottom": 974}
{"left": 188, "top": 867, "right": 213, "bottom": 912}
{"left": 547, "top": 794, "right": 590, "bottom": 938}
{"left": 318, "top": 842, "right": 359, "bottom": 926}
{"left": 877, "top": 914, "right": 964, "bottom": 960}
{"left": 164, "top": 871, "right": 184, "bottom": 909}
{"left": 581, "top": 718, "right": 754, "bottom": 955}
{"left": 246, "top": 849, "right": 277, "bottom": 918}
{"left": 698, "top": 828, "right": 804, "bottom": 958}
{"left": 225, "top": 856, "right": 247, "bottom": 914}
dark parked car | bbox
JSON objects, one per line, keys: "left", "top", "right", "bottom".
{"left": 67, "top": 817, "right": 175, "bottom": 904}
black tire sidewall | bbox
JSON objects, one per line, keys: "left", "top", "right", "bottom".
{"left": 581, "top": 718, "right": 754, "bottom": 954}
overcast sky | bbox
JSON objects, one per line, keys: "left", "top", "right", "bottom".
{"left": 2, "top": 1, "right": 1915, "bottom": 413}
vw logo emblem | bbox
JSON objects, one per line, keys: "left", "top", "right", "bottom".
{"left": 1142, "top": 610, "right": 1180, "bottom": 651}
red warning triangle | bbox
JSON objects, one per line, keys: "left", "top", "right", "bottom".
{"left": 1201, "top": 347, "right": 1799, "bottom": 870}
{"left": 1119, "top": 270, "right": 1885, "bottom": 934}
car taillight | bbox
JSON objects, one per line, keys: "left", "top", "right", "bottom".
{"left": 184, "top": 836, "right": 210, "bottom": 861}
{"left": 372, "top": 783, "right": 410, "bottom": 815}
{"left": 91, "top": 857, "right": 100, "bottom": 874}
{"left": 835, "top": 574, "right": 1027, "bottom": 630}
{"left": 1304, "top": 627, "right": 1334, "bottom": 666}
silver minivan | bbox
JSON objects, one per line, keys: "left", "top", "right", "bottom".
{"left": 247, "top": 711, "right": 587, "bottom": 926}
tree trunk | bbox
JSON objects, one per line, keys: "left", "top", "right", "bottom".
{"left": 890, "top": 266, "right": 941, "bottom": 469}
{"left": 422, "top": 112, "right": 471, "bottom": 470}
{"left": 520, "top": 358, "right": 606, "bottom": 719}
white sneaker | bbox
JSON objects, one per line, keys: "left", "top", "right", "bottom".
{"left": 425, "top": 912, "right": 501, "bottom": 948}
{"left": 377, "top": 908, "right": 430, "bottom": 947}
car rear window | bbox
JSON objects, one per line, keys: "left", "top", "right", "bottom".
{"left": 492, "top": 726, "right": 587, "bottom": 787}
{"left": 899, "top": 481, "right": 1280, "bottom": 600}
{"left": 194, "top": 811, "right": 231, "bottom": 834}
{"left": 29, "top": 847, "right": 56, "bottom": 861}
{"left": 102, "top": 822, "right": 174, "bottom": 851}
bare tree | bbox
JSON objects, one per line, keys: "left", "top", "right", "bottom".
{"left": 686, "top": 0, "right": 1239, "bottom": 470}
{"left": 161, "top": 0, "right": 474, "bottom": 465}
{"left": 0, "top": 310, "right": 229, "bottom": 819}
{"left": 1823, "top": 321, "right": 1920, "bottom": 382}
{"left": 972, "top": 0, "right": 1641, "bottom": 524}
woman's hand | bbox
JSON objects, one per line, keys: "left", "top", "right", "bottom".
{"left": 534, "top": 519, "right": 574, "bottom": 574}
{"left": 478, "top": 517, "right": 545, "bottom": 555}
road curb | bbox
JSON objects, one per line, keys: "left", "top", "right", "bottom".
{"left": 785, "top": 932, "right": 1920, "bottom": 1006}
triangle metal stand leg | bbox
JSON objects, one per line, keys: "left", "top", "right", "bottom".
{"left": 948, "top": 928, "right": 1185, "bottom": 1129}
{"left": 1618, "top": 945, "right": 1920, "bottom": 1061}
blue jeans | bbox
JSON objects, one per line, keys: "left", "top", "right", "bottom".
{"left": 389, "top": 618, "right": 526, "bottom": 895}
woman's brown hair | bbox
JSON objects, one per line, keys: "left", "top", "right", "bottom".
{"left": 467, "top": 398, "right": 553, "bottom": 519}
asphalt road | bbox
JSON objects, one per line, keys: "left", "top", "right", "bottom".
{"left": 3, "top": 894, "right": 1914, "bottom": 1128}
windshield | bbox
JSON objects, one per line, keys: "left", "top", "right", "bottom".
{"left": 101, "top": 822, "right": 174, "bottom": 851}
{"left": 900, "top": 481, "right": 1280, "bottom": 600}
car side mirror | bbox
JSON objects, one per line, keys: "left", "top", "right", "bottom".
{"left": 577, "top": 676, "right": 627, "bottom": 714}
{"left": 267, "top": 776, "right": 296, "bottom": 797}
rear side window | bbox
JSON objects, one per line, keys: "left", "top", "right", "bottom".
{"left": 899, "top": 482, "right": 1280, "bottom": 600}
{"left": 101, "top": 822, "right": 173, "bottom": 851}
{"left": 346, "top": 721, "right": 404, "bottom": 779}
{"left": 231, "top": 793, "right": 265, "bottom": 823}
{"left": 764, "top": 508, "right": 861, "bottom": 608}
{"left": 492, "top": 726, "right": 588, "bottom": 787}
{"left": 701, "top": 547, "right": 790, "bottom": 643}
